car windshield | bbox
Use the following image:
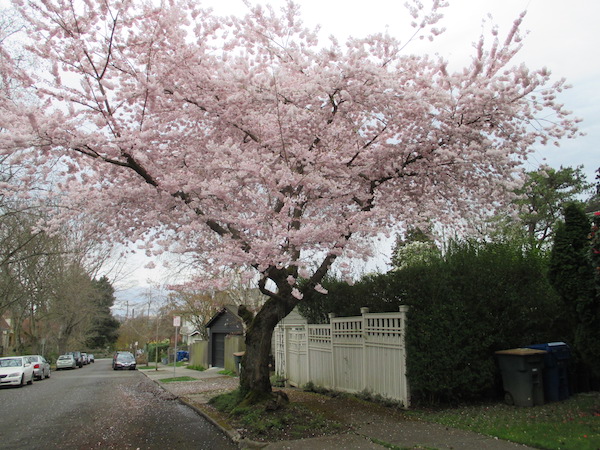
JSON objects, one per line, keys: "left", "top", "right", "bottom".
{"left": 117, "top": 354, "right": 134, "bottom": 362}
{"left": 58, "top": 355, "right": 71, "bottom": 360}
{"left": 0, "top": 358, "right": 22, "bottom": 367}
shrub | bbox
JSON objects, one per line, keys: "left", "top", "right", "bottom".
{"left": 300, "top": 240, "right": 562, "bottom": 404}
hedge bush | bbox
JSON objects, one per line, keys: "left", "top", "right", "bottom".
{"left": 299, "top": 240, "right": 563, "bottom": 405}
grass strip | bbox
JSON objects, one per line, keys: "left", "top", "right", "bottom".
{"left": 159, "top": 376, "right": 197, "bottom": 383}
{"left": 408, "top": 392, "right": 600, "bottom": 450}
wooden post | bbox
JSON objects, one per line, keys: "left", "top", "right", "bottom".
{"left": 328, "top": 313, "right": 336, "bottom": 390}
{"left": 361, "top": 307, "right": 369, "bottom": 393}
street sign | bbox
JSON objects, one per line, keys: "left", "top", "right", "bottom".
{"left": 173, "top": 316, "right": 181, "bottom": 327}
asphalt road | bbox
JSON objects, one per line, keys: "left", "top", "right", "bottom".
{"left": 0, "top": 358, "right": 237, "bottom": 449}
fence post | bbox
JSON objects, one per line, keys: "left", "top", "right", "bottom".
{"left": 360, "top": 307, "right": 369, "bottom": 393}
{"left": 283, "top": 325, "right": 288, "bottom": 384}
{"left": 399, "top": 305, "right": 410, "bottom": 407}
{"left": 304, "top": 322, "right": 310, "bottom": 385}
{"left": 328, "top": 312, "right": 336, "bottom": 390}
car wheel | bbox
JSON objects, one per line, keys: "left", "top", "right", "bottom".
{"left": 27, "top": 375, "right": 33, "bottom": 385}
{"left": 19, "top": 374, "right": 25, "bottom": 387}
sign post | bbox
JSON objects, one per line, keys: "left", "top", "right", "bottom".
{"left": 173, "top": 316, "right": 181, "bottom": 375}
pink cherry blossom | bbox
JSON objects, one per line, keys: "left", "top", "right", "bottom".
{"left": 0, "top": 0, "right": 580, "bottom": 396}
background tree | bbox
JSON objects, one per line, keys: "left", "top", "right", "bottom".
{"left": 585, "top": 167, "right": 600, "bottom": 213}
{"left": 166, "top": 288, "right": 224, "bottom": 341}
{"left": 391, "top": 227, "right": 440, "bottom": 270}
{"left": 2, "top": 1, "right": 579, "bottom": 401}
{"left": 549, "top": 203, "right": 600, "bottom": 389}
{"left": 514, "top": 166, "right": 592, "bottom": 248}
{"left": 85, "top": 276, "right": 120, "bottom": 350}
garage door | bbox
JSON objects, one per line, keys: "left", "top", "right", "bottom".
{"left": 211, "top": 333, "right": 225, "bottom": 368}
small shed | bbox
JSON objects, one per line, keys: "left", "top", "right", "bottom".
{"left": 205, "top": 306, "right": 244, "bottom": 368}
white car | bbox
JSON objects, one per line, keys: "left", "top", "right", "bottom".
{"left": 0, "top": 356, "right": 34, "bottom": 387}
{"left": 56, "top": 354, "right": 77, "bottom": 370}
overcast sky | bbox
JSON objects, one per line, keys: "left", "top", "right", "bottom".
{"left": 114, "top": 0, "right": 599, "bottom": 305}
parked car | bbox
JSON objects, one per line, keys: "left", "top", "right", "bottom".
{"left": 88, "top": 354, "right": 95, "bottom": 363}
{"left": 56, "top": 354, "right": 77, "bottom": 370}
{"left": 112, "top": 351, "right": 134, "bottom": 369}
{"left": 113, "top": 352, "right": 136, "bottom": 370}
{"left": 0, "top": 356, "right": 34, "bottom": 387}
{"left": 25, "top": 355, "right": 51, "bottom": 380}
{"left": 81, "top": 353, "right": 89, "bottom": 365}
{"left": 66, "top": 351, "right": 83, "bottom": 368}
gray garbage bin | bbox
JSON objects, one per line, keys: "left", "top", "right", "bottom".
{"left": 495, "top": 348, "right": 546, "bottom": 407}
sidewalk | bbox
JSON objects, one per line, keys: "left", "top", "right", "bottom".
{"left": 139, "top": 364, "right": 535, "bottom": 449}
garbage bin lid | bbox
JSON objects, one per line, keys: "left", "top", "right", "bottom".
{"left": 495, "top": 348, "right": 547, "bottom": 356}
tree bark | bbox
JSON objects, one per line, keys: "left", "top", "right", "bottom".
{"left": 239, "top": 293, "right": 297, "bottom": 401}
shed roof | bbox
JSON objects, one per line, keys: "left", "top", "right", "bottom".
{"left": 205, "top": 305, "right": 243, "bottom": 328}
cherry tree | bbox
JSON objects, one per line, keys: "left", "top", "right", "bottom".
{"left": 1, "top": 0, "right": 579, "bottom": 400}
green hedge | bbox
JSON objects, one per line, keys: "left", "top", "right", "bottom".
{"left": 299, "top": 240, "right": 563, "bottom": 405}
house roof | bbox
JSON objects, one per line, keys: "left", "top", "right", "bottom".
{"left": 205, "top": 305, "right": 243, "bottom": 328}
{"left": 0, "top": 317, "right": 11, "bottom": 331}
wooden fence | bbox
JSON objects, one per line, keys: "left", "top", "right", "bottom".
{"left": 274, "top": 306, "right": 410, "bottom": 407}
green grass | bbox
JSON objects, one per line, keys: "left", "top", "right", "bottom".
{"left": 159, "top": 376, "right": 197, "bottom": 383}
{"left": 217, "top": 369, "right": 237, "bottom": 376}
{"left": 408, "top": 392, "right": 600, "bottom": 450}
{"left": 186, "top": 365, "right": 206, "bottom": 371}
{"left": 136, "top": 365, "right": 157, "bottom": 370}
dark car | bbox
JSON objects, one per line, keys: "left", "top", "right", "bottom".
{"left": 66, "top": 351, "right": 83, "bottom": 368}
{"left": 113, "top": 353, "right": 136, "bottom": 370}
{"left": 112, "top": 351, "right": 134, "bottom": 369}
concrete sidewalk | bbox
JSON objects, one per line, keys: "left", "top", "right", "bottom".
{"left": 139, "top": 364, "right": 535, "bottom": 450}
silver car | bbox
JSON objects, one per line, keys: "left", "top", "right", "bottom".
{"left": 25, "top": 355, "right": 51, "bottom": 380}
{"left": 56, "top": 354, "right": 77, "bottom": 370}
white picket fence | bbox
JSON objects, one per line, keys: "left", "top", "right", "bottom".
{"left": 274, "top": 306, "right": 410, "bottom": 407}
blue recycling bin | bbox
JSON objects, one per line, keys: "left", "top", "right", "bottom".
{"left": 527, "top": 342, "right": 571, "bottom": 402}
{"left": 176, "top": 350, "right": 189, "bottom": 362}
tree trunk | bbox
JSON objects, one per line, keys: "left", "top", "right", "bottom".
{"left": 239, "top": 293, "right": 297, "bottom": 402}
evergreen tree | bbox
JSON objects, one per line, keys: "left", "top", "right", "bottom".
{"left": 86, "top": 277, "right": 120, "bottom": 350}
{"left": 549, "top": 203, "right": 600, "bottom": 387}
